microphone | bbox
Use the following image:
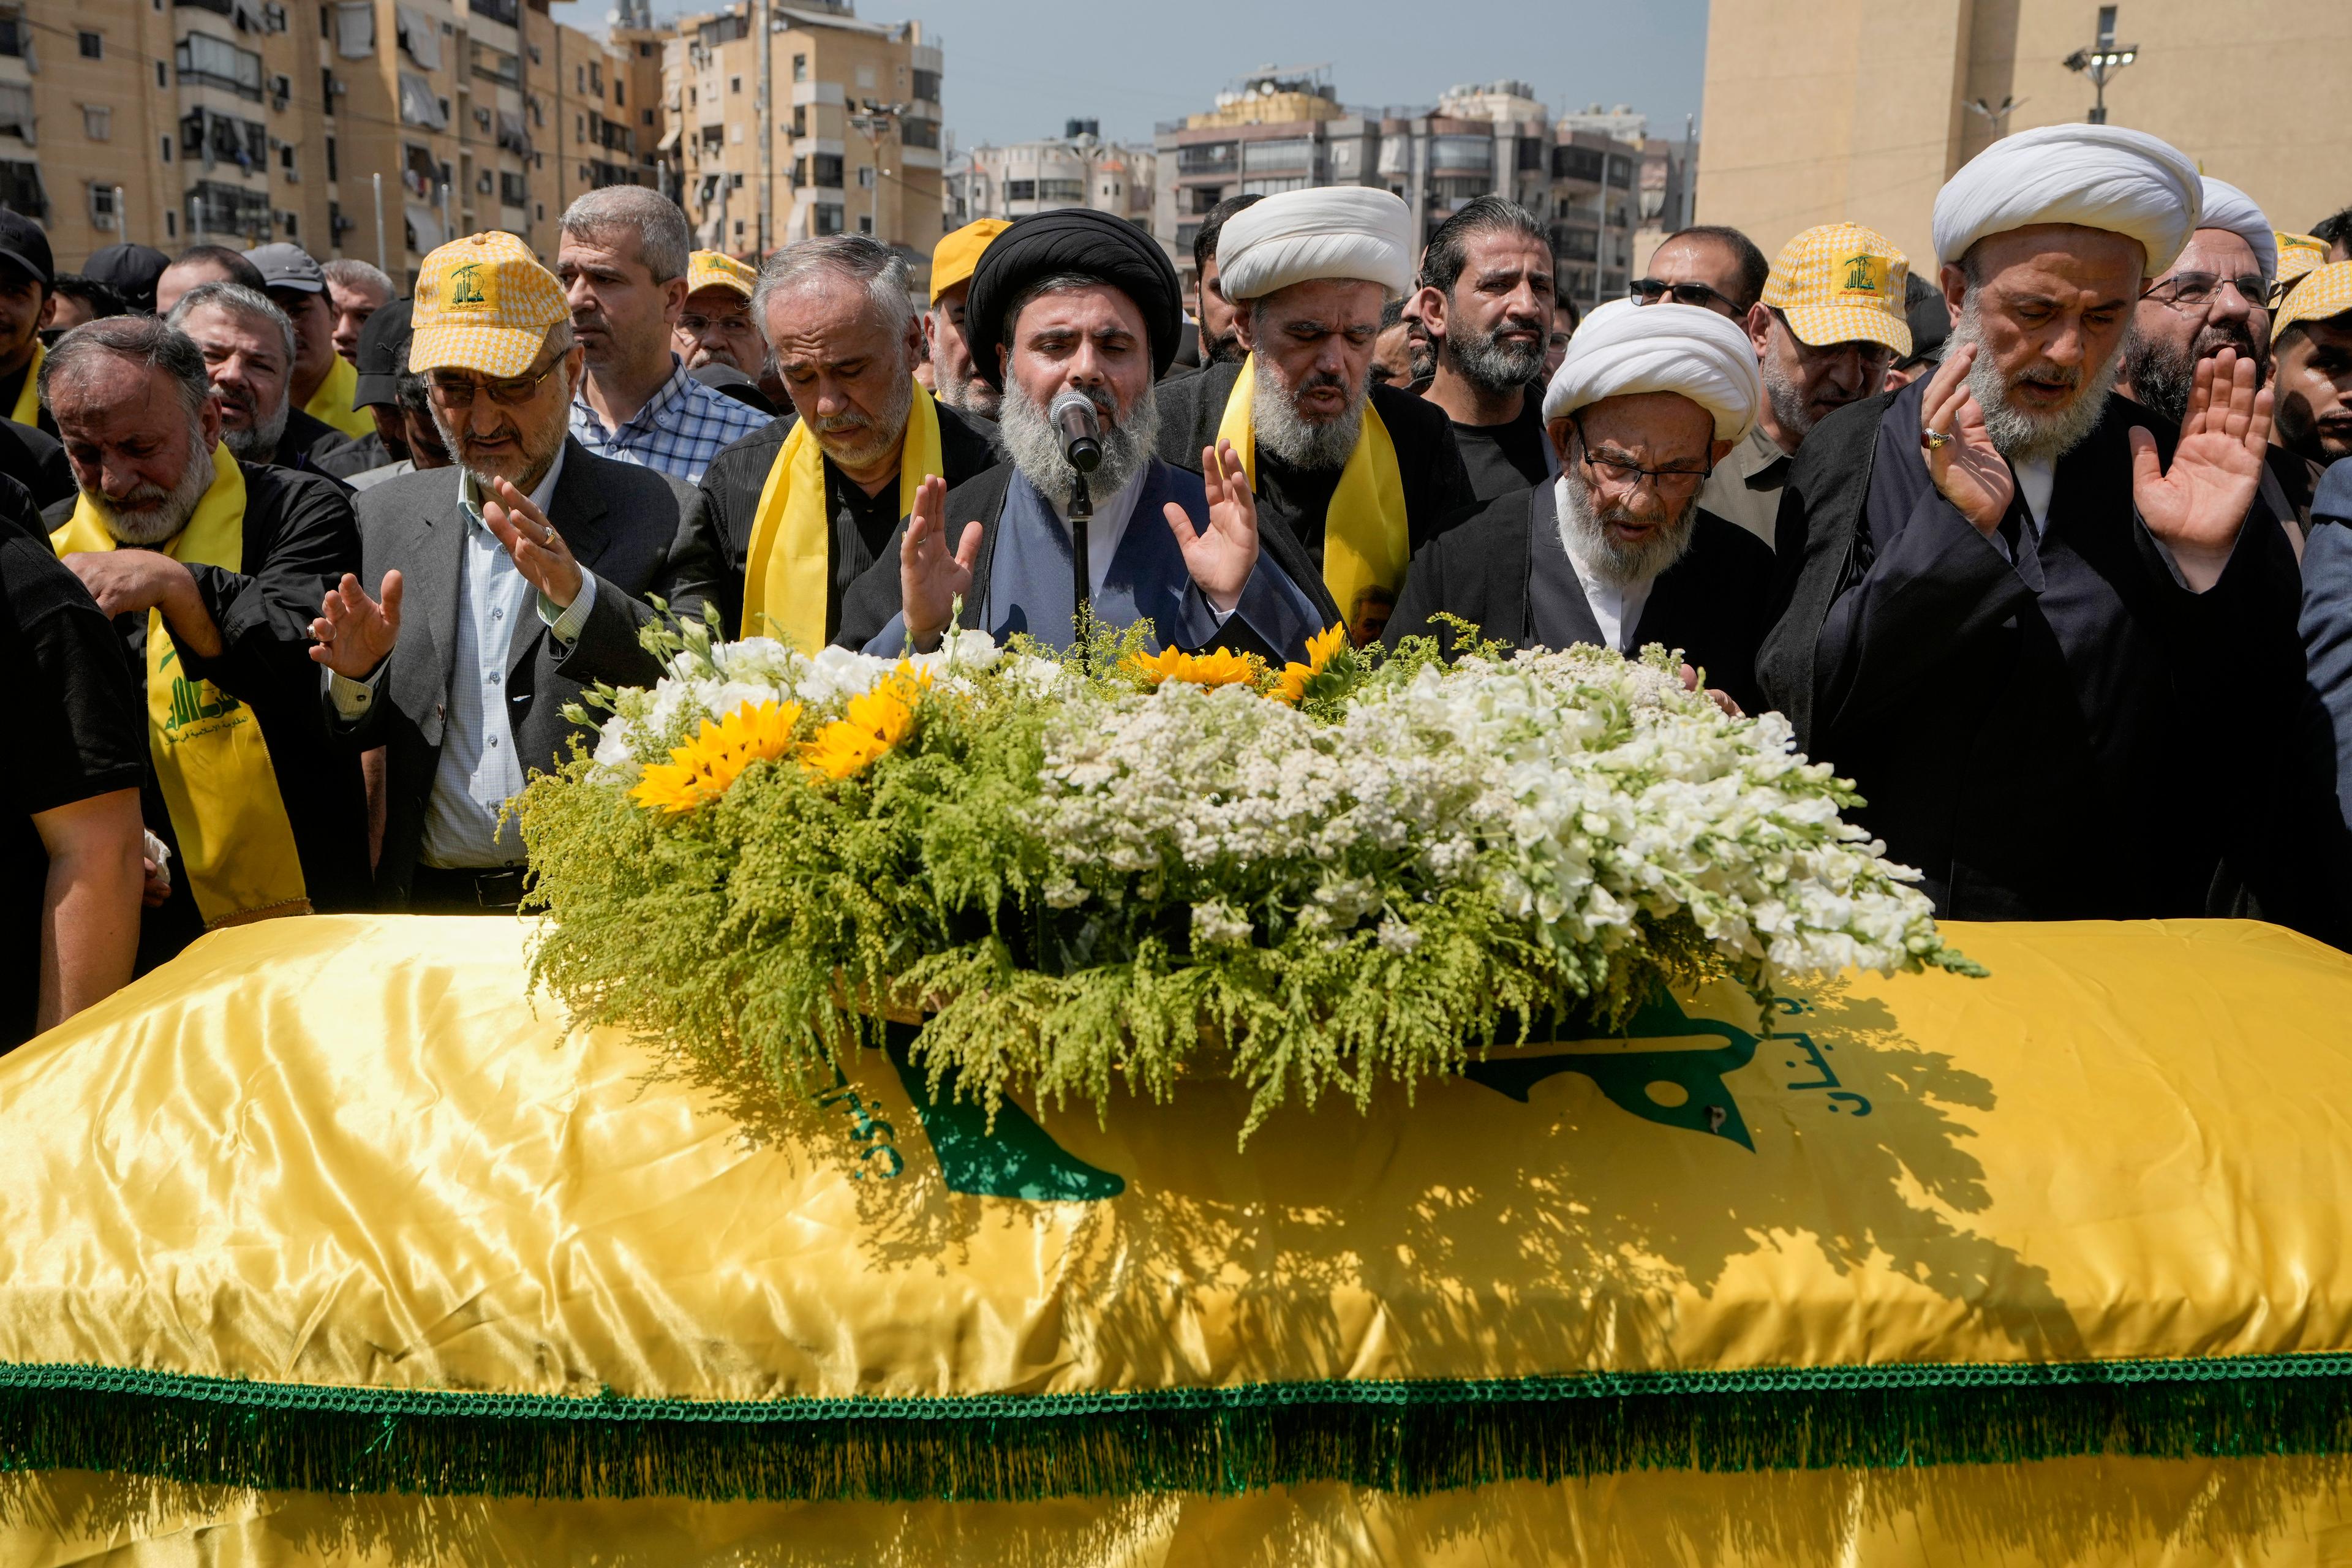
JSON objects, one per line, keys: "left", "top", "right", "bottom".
{"left": 1049, "top": 389, "right": 1104, "bottom": 473}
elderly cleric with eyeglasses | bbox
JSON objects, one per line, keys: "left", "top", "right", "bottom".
{"left": 307, "top": 233, "right": 712, "bottom": 914}
{"left": 1385, "top": 299, "right": 1774, "bottom": 717}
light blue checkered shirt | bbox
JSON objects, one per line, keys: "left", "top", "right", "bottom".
{"left": 567, "top": 356, "right": 771, "bottom": 484}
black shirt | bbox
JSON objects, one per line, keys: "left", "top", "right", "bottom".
{"left": 0, "top": 353, "right": 59, "bottom": 439}
{"left": 1, "top": 479, "right": 146, "bottom": 1049}
{"left": 0, "top": 418, "right": 73, "bottom": 510}
{"left": 827, "top": 463, "right": 903, "bottom": 617}
{"left": 1449, "top": 394, "right": 1553, "bottom": 503}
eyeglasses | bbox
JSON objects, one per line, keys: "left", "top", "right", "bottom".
{"left": 2143, "top": 272, "right": 2269, "bottom": 313}
{"left": 1571, "top": 419, "right": 1713, "bottom": 499}
{"left": 426, "top": 356, "right": 564, "bottom": 409}
{"left": 1630, "top": 278, "right": 1743, "bottom": 314}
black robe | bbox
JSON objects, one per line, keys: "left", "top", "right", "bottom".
{"left": 1153, "top": 360, "right": 1475, "bottom": 635}
{"left": 1385, "top": 482, "right": 1773, "bottom": 715}
{"left": 1755, "top": 377, "right": 2343, "bottom": 934}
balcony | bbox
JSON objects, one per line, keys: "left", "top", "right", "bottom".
{"left": 468, "top": 0, "right": 519, "bottom": 25}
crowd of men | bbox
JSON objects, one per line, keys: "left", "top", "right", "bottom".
{"left": 7, "top": 119, "right": 2352, "bottom": 1049}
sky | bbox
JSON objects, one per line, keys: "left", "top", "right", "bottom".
{"left": 551, "top": 0, "right": 1711, "bottom": 149}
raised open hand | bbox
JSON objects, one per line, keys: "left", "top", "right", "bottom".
{"left": 1919, "top": 343, "right": 2013, "bottom": 537}
{"left": 899, "top": 473, "right": 983, "bottom": 650}
{"left": 2130, "top": 346, "right": 2270, "bottom": 593}
{"left": 307, "top": 570, "right": 403, "bottom": 679}
{"left": 481, "top": 477, "right": 584, "bottom": 609}
{"left": 1164, "top": 440, "right": 1259, "bottom": 613}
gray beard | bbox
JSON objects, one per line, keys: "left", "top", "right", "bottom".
{"left": 92, "top": 428, "right": 218, "bottom": 546}
{"left": 811, "top": 371, "right": 916, "bottom": 472}
{"left": 1954, "top": 293, "right": 2125, "bottom": 464}
{"left": 1558, "top": 464, "right": 1696, "bottom": 590}
{"left": 1445, "top": 316, "right": 1547, "bottom": 398}
{"left": 1760, "top": 351, "right": 1817, "bottom": 443}
{"left": 938, "top": 372, "right": 1001, "bottom": 421}
{"left": 220, "top": 398, "right": 290, "bottom": 464}
{"left": 998, "top": 377, "right": 1159, "bottom": 510}
{"left": 1253, "top": 361, "right": 1365, "bottom": 470}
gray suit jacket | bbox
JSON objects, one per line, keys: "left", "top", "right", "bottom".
{"left": 331, "top": 439, "right": 710, "bottom": 903}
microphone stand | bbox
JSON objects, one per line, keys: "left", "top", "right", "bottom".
{"left": 1068, "top": 468, "right": 1093, "bottom": 671}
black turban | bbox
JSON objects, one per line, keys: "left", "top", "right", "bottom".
{"left": 964, "top": 208, "right": 1182, "bottom": 389}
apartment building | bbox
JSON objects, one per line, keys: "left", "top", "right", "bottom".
{"left": 1151, "top": 70, "right": 1653, "bottom": 308}
{"left": 0, "top": 0, "right": 655, "bottom": 281}
{"left": 945, "top": 119, "right": 1153, "bottom": 229}
{"left": 664, "top": 0, "right": 942, "bottom": 290}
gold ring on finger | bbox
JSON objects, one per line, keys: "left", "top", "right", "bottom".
{"left": 1921, "top": 428, "right": 1956, "bottom": 450}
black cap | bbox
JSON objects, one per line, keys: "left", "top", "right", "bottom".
{"left": 966, "top": 208, "right": 1183, "bottom": 390}
{"left": 81, "top": 244, "right": 171, "bottom": 314}
{"left": 352, "top": 297, "right": 413, "bottom": 408}
{"left": 1900, "top": 273, "right": 1951, "bottom": 368}
{"left": 0, "top": 209, "right": 53, "bottom": 292}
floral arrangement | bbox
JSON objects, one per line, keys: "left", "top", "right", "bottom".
{"left": 517, "top": 617, "right": 1981, "bottom": 1136}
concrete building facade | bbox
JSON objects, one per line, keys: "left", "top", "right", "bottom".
{"left": 1695, "top": 0, "right": 2352, "bottom": 281}
{"left": 946, "top": 119, "right": 1153, "bottom": 230}
{"left": 665, "top": 1, "right": 941, "bottom": 290}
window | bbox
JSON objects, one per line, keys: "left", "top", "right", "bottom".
{"left": 1551, "top": 143, "right": 1602, "bottom": 182}
{"left": 813, "top": 202, "right": 843, "bottom": 234}
{"left": 182, "top": 108, "right": 267, "bottom": 170}
{"left": 791, "top": 53, "right": 805, "bottom": 82}
{"left": 78, "top": 30, "right": 104, "bottom": 59}
{"left": 166, "top": 210, "right": 176, "bottom": 236}
{"left": 1176, "top": 142, "right": 1237, "bottom": 176}
{"left": 911, "top": 68, "right": 938, "bottom": 102}
{"left": 1242, "top": 137, "right": 1311, "bottom": 173}
{"left": 186, "top": 179, "right": 273, "bottom": 239}
{"left": 280, "top": 142, "right": 296, "bottom": 178}
{"left": 467, "top": 0, "right": 518, "bottom": 23}
{"left": 1004, "top": 179, "right": 1035, "bottom": 202}
{"left": 812, "top": 153, "right": 842, "bottom": 187}
{"left": 0, "top": 159, "right": 45, "bottom": 219}
{"left": 325, "top": 135, "right": 336, "bottom": 179}
{"left": 2097, "top": 5, "right": 2118, "bottom": 47}
{"left": 1428, "top": 135, "right": 1492, "bottom": 173}
{"left": 900, "top": 116, "right": 938, "bottom": 150}
{"left": 0, "top": 82, "right": 29, "bottom": 141}
{"left": 158, "top": 61, "right": 169, "bottom": 88}
{"left": 728, "top": 75, "right": 740, "bottom": 94}
{"left": 1038, "top": 178, "right": 1082, "bottom": 203}
{"left": 282, "top": 208, "right": 296, "bottom": 237}
{"left": 178, "top": 34, "right": 266, "bottom": 100}
{"left": 470, "top": 42, "right": 520, "bottom": 86}
{"left": 0, "top": 15, "right": 23, "bottom": 56}
{"left": 88, "top": 183, "right": 121, "bottom": 231}
{"left": 856, "top": 164, "right": 873, "bottom": 189}
{"left": 1240, "top": 176, "right": 1306, "bottom": 197}
{"left": 614, "top": 80, "right": 623, "bottom": 107}
{"left": 791, "top": 104, "right": 805, "bottom": 136}
{"left": 162, "top": 135, "right": 174, "bottom": 162}
{"left": 499, "top": 170, "right": 526, "bottom": 206}
{"left": 858, "top": 213, "right": 871, "bottom": 234}
{"left": 641, "top": 108, "right": 653, "bottom": 126}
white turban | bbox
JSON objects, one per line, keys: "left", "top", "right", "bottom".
{"left": 1213, "top": 187, "right": 1415, "bottom": 302}
{"left": 1540, "top": 300, "right": 1762, "bottom": 443}
{"left": 1931, "top": 124, "right": 2202, "bottom": 276}
{"left": 2197, "top": 177, "right": 2277, "bottom": 283}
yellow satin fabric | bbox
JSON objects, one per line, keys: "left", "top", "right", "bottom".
{"left": 302, "top": 353, "right": 375, "bottom": 440}
{"left": 742, "top": 378, "right": 944, "bottom": 651}
{"left": 14, "top": 1453, "right": 2352, "bottom": 1564}
{"left": 7, "top": 338, "right": 40, "bottom": 426}
{"left": 51, "top": 445, "right": 309, "bottom": 927}
{"left": 10, "top": 916, "right": 2352, "bottom": 1409}
{"left": 1216, "top": 355, "right": 1407, "bottom": 644}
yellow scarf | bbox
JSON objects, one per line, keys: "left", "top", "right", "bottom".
{"left": 1215, "top": 355, "right": 1407, "bottom": 646}
{"left": 742, "top": 377, "right": 944, "bottom": 652}
{"left": 52, "top": 445, "right": 311, "bottom": 928}
{"left": 303, "top": 355, "right": 375, "bottom": 440}
{"left": 7, "top": 339, "right": 41, "bottom": 427}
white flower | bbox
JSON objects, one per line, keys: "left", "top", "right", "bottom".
{"left": 1191, "top": 900, "right": 1254, "bottom": 948}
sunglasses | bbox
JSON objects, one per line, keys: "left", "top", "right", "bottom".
{"left": 1630, "top": 279, "right": 1743, "bottom": 314}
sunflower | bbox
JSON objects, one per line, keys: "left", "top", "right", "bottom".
{"left": 1268, "top": 623, "right": 1351, "bottom": 706}
{"left": 1126, "top": 645, "right": 1265, "bottom": 689}
{"left": 802, "top": 667, "right": 930, "bottom": 782}
{"left": 629, "top": 699, "right": 804, "bottom": 813}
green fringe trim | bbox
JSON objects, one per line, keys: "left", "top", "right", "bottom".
{"left": 3, "top": 1354, "right": 2350, "bottom": 1501}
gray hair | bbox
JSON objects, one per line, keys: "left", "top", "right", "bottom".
{"left": 167, "top": 281, "right": 298, "bottom": 369}
{"left": 321, "top": 258, "right": 395, "bottom": 301}
{"left": 40, "top": 315, "right": 216, "bottom": 426}
{"left": 560, "top": 187, "right": 692, "bottom": 283}
{"left": 752, "top": 234, "right": 915, "bottom": 345}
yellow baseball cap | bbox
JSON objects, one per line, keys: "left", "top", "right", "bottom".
{"left": 930, "top": 219, "right": 1011, "bottom": 303}
{"left": 687, "top": 249, "right": 758, "bottom": 299}
{"left": 409, "top": 231, "right": 570, "bottom": 378}
{"left": 1760, "top": 222, "right": 1913, "bottom": 357}
{"left": 2277, "top": 260, "right": 2352, "bottom": 336}
{"left": 2275, "top": 232, "right": 2330, "bottom": 304}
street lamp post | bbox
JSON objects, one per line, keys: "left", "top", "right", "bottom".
{"left": 2062, "top": 43, "right": 2138, "bottom": 124}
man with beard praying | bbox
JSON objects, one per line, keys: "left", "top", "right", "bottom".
{"left": 1758, "top": 125, "right": 2334, "bottom": 933}
{"left": 305, "top": 234, "right": 711, "bottom": 912}
{"left": 1696, "top": 223, "right": 1911, "bottom": 548}
{"left": 167, "top": 283, "right": 356, "bottom": 481}
{"left": 678, "top": 235, "right": 998, "bottom": 648}
{"left": 1385, "top": 300, "right": 1773, "bottom": 715}
{"left": 40, "top": 316, "right": 369, "bottom": 965}
{"left": 1156, "top": 187, "right": 1472, "bottom": 646}
{"left": 839, "top": 207, "right": 1328, "bottom": 663}
{"left": 1414, "top": 197, "right": 1561, "bottom": 500}
{"left": 2116, "top": 178, "right": 2320, "bottom": 545}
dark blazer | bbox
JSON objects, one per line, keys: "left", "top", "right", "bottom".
{"left": 834, "top": 458, "right": 1343, "bottom": 661}
{"left": 1385, "top": 483, "right": 1773, "bottom": 714}
{"left": 1756, "top": 379, "right": 2341, "bottom": 933}
{"left": 676, "top": 401, "right": 1000, "bottom": 641}
{"left": 43, "top": 462, "right": 370, "bottom": 966}
{"left": 0, "top": 418, "right": 72, "bottom": 511}
{"left": 335, "top": 439, "right": 709, "bottom": 903}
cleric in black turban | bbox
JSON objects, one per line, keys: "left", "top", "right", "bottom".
{"left": 962, "top": 207, "right": 1185, "bottom": 388}
{"left": 835, "top": 205, "right": 1332, "bottom": 663}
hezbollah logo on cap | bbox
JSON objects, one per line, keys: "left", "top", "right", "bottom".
{"left": 446, "top": 260, "right": 496, "bottom": 311}
{"left": 1839, "top": 253, "right": 1892, "bottom": 298}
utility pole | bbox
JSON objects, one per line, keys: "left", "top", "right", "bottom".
{"left": 372, "top": 172, "right": 387, "bottom": 273}
{"left": 2062, "top": 43, "right": 2136, "bottom": 124}
{"left": 849, "top": 99, "right": 904, "bottom": 242}
{"left": 755, "top": 0, "right": 773, "bottom": 257}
